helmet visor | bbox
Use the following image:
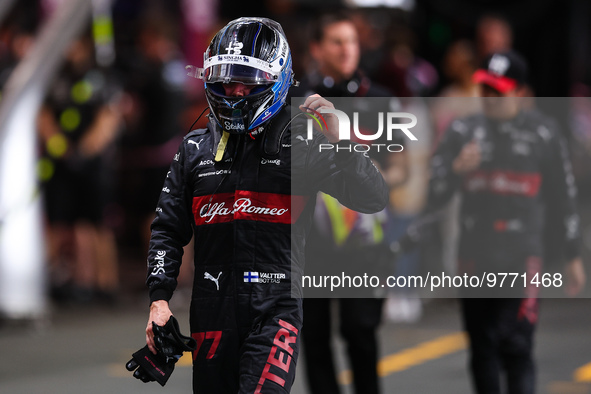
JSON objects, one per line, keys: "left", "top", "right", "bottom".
{"left": 206, "top": 81, "right": 272, "bottom": 97}
{"left": 205, "top": 64, "right": 277, "bottom": 85}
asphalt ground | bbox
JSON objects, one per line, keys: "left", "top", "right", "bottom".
{"left": 1, "top": 294, "right": 591, "bottom": 394}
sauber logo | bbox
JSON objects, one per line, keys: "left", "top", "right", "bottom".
{"left": 192, "top": 191, "right": 308, "bottom": 226}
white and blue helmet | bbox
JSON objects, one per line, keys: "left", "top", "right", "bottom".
{"left": 201, "top": 17, "right": 294, "bottom": 134}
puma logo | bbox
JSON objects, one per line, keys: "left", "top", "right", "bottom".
{"left": 204, "top": 272, "right": 222, "bottom": 290}
{"left": 188, "top": 139, "right": 204, "bottom": 150}
{"left": 296, "top": 135, "right": 309, "bottom": 146}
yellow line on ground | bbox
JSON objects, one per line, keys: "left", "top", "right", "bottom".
{"left": 120, "top": 333, "right": 467, "bottom": 382}
{"left": 339, "top": 332, "right": 467, "bottom": 385}
{"left": 178, "top": 352, "right": 193, "bottom": 366}
{"left": 378, "top": 332, "right": 468, "bottom": 376}
{"left": 547, "top": 381, "right": 591, "bottom": 394}
{"left": 574, "top": 362, "right": 591, "bottom": 382}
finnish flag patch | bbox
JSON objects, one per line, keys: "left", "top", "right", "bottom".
{"left": 244, "top": 271, "right": 259, "bottom": 283}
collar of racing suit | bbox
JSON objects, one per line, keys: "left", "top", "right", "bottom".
{"left": 210, "top": 106, "right": 293, "bottom": 162}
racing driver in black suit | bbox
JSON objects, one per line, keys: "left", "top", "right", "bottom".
{"left": 141, "top": 17, "right": 388, "bottom": 393}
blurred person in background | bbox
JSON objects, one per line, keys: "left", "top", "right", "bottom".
{"left": 398, "top": 50, "right": 586, "bottom": 394}
{"left": 474, "top": 14, "right": 535, "bottom": 107}
{"left": 291, "top": 11, "right": 407, "bottom": 394}
{"left": 138, "top": 16, "right": 388, "bottom": 393}
{"left": 0, "top": 1, "right": 39, "bottom": 90}
{"left": 37, "top": 32, "right": 122, "bottom": 305}
{"left": 293, "top": 11, "right": 392, "bottom": 99}
{"left": 0, "top": 26, "right": 35, "bottom": 92}
{"left": 475, "top": 14, "right": 513, "bottom": 63}
{"left": 349, "top": 9, "right": 387, "bottom": 81}
{"left": 432, "top": 39, "right": 481, "bottom": 139}
{"left": 430, "top": 39, "right": 481, "bottom": 277}
{"left": 119, "top": 14, "right": 187, "bottom": 251}
{"left": 375, "top": 24, "right": 438, "bottom": 97}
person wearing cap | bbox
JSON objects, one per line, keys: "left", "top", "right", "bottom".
{"left": 397, "top": 50, "right": 585, "bottom": 393}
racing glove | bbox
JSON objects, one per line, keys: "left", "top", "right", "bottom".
{"left": 126, "top": 316, "right": 197, "bottom": 386}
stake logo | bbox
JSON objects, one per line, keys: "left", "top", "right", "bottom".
{"left": 150, "top": 250, "right": 166, "bottom": 276}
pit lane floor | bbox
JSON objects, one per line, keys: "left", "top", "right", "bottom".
{"left": 1, "top": 296, "right": 590, "bottom": 393}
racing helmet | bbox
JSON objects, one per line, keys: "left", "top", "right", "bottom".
{"left": 202, "top": 17, "right": 295, "bottom": 134}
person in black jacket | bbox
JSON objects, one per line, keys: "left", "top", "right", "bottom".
{"left": 142, "top": 17, "right": 388, "bottom": 393}
{"left": 405, "top": 50, "right": 585, "bottom": 394}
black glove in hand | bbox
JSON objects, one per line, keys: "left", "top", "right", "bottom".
{"left": 153, "top": 315, "right": 198, "bottom": 360}
{"left": 126, "top": 345, "right": 173, "bottom": 385}
{"left": 126, "top": 316, "right": 197, "bottom": 386}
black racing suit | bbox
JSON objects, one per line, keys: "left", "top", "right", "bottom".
{"left": 425, "top": 110, "right": 580, "bottom": 394}
{"left": 145, "top": 108, "right": 389, "bottom": 393}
